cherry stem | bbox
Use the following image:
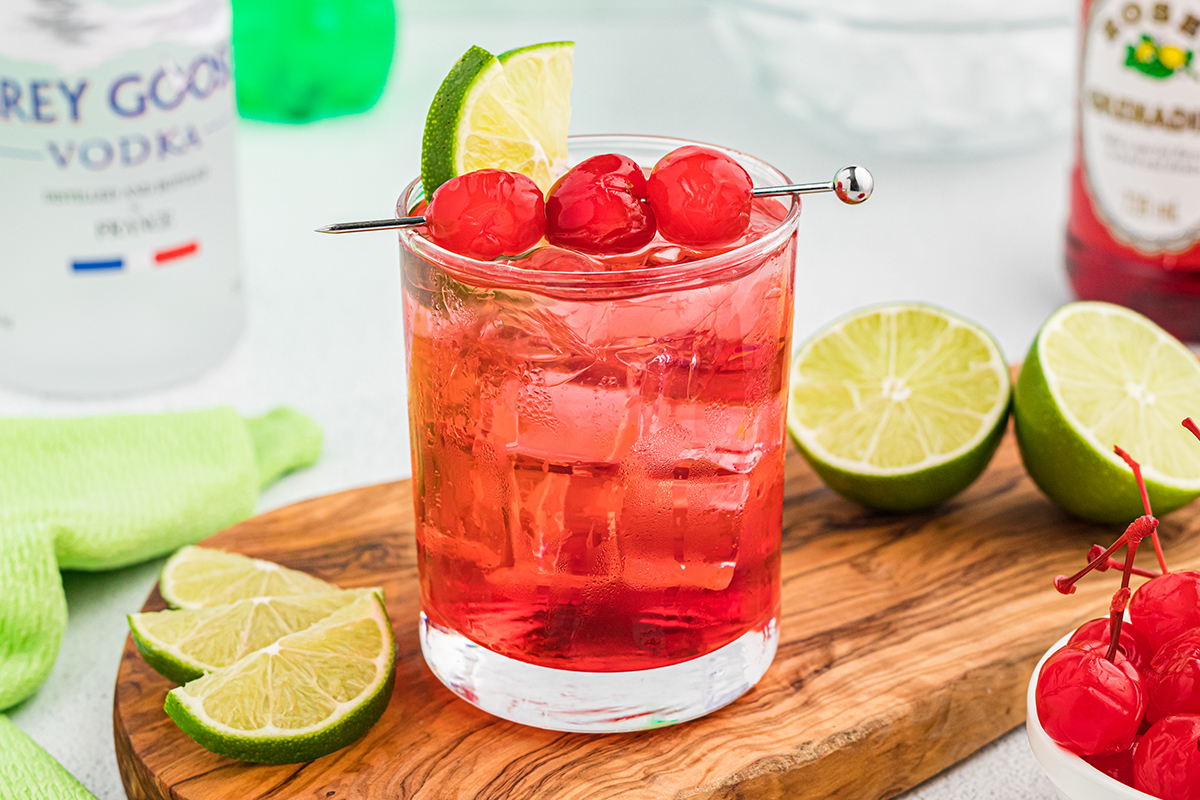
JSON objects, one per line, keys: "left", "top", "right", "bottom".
{"left": 1087, "top": 545, "right": 1160, "bottom": 578}
{"left": 1115, "top": 444, "right": 1168, "bottom": 574}
{"left": 1105, "top": 446, "right": 1158, "bottom": 662}
{"left": 1053, "top": 445, "right": 1162, "bottom": 662}
{"left": 1055, "top": 516, "right": 1156, "bottom": 595}
{"left": 1148, "top": 525, "right": 1169, "bottom": 576}
{"left": 1055, "top": 530, "right": 1138, "bottom": 595}
{"left": 1106, "top": 585, "right": 1133, "bottom": 663}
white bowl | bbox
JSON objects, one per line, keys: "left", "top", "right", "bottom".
{"left": 1026, "top": 631, "right": 1154, "bottom": 800}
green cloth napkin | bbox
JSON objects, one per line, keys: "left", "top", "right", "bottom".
{"left": 0, "top": 715, "right": 96, "bottom": 800}
{"left": 0, "top": 407, "right": 321, "bottom": 711}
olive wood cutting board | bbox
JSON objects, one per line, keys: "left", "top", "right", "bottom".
{"left": 113, "top": 424, "right": 1200, "bottom": 800}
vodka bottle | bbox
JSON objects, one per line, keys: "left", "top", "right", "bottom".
{"left": 0, "top": 0, "right": 244, "bottom": 395}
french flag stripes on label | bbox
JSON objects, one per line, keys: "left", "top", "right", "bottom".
{"left": 71, "top": 240, "right": 200, "bottom": 272}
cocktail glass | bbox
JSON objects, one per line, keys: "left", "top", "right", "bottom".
{"left": 398, "top": 134, "right": 800, "bottom": 733}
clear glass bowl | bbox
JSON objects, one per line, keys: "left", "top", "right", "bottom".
{"left": 709, "top": 0, "right": 1076, "bottom": 159}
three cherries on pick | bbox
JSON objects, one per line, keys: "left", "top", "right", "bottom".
{"left": 424, "top": 146, "right": 757, "bottom": 260}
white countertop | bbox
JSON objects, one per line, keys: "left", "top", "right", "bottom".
{"left": 3, "top": 2, "right": 1069, "bottom": 797}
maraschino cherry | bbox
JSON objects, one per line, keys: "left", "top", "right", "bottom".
{"left": 1127, "top": 418, "right": 1200, "bottom": 655}
{"left": 1147, "top": 630, "right": 1200, "bottom": 723}
{"left": 1085, "top": 739, "right": 1138, "bottom": 787}
{"left": 1133, "top": 714, "right": 1200, "bottom": 799}
{"left": 425, "top": 169, "right": 545, "bottom": 260}
{"left": 1131, "top": 572, "right": 1200, "bottom": 654}
{"left": 1037, "top": 639, "right": 1145, "bottom": 755}
{"left": 545, "top": 153, "right": 656, "bottom": 254}
{"left": 645, "top": 145, "right": 753, "bottom": 247}
{"left": 1039, "top": 420, "right": 1200, "bottom": 796}
{"left": 1038, "top": 446, "right": 1156, "bottom": 756}
{"left": 1069, "top": 617, "right": 1154, "bottom": 674}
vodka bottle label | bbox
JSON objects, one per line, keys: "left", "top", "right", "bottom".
{"left": 0, "top": 0, "right": 243, "bottom": 394}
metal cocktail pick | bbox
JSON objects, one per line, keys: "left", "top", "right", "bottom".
{"left": 752, "top": 165, "right": 873, "bottom": 205}
{"left": 314, "top": 165, "right": 873, "bottom": 234}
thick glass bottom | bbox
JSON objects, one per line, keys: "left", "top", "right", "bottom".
{"left": 419, "top": 607, "right": 779, "bottom": 733}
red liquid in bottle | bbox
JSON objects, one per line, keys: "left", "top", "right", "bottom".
{"left": 1067, "top": 0, "right": 1200, "bottom": 340}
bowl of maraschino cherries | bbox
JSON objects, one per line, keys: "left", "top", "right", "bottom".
{"left": 1029, "top": 418, "right": 1200, "bottom": 800}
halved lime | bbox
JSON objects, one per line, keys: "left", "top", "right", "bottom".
{"left": 1015, "top": 301, "right": 1200, "bottom": 522}
{"left": 421, "top": 42, "right": 573, "bottom": 196}
{"left": 788, "top": 303, "right": 1011, "bottom": 511}
{"left": 129, "top": 589, "right": 378, "bottom": 685}
{"left": 159, "top": 546, "right": 335, "bottom": 610}
{"left": 164, "top": 593, "right": 395, "bottom": 764}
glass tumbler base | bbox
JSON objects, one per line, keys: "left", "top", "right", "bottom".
{"left": 419, "top": 609, "right": 779, "bottom": 733}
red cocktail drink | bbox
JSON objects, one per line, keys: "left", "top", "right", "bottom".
{"left": 399, "top": 135, "right": 799, "bottom": 731}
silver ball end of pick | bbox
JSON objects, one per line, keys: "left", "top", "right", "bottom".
{"left": 833, "top": 165, "right": 873, "bottom": 205}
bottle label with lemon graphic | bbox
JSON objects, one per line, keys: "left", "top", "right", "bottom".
{"left": 1081, "top": 0, "right": 1200, "bottom": 253}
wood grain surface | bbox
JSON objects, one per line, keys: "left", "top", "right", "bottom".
{"left": 113, "top": 427, "right": 1200, "bottom": 800}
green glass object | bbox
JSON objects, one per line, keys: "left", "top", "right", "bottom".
{"left": 232, "top": 0, "right": 397, "bottom": 123}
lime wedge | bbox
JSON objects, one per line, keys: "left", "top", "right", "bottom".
{"left": 164, "top": 593, "right": 395, "bottom": 764}
{"left": 497, "top": 41, "right": 573, "bottom": 181}
{"left": 1015, "top": 301, "right": 1200, "bottom": 522}
{"left": 159, "top": 546, "right": 336, "bottom": 610}
{"left": 129, "top": 589, "right": 378, "bottom": 685}
{"left": 788, "top": 303, "right": 1011, "bottom": 511}
{"left": 421, "top": 42, "right": 573, "bottom": 196}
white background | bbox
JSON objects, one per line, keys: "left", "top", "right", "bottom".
{"left": 4, "top": 1, "right": 1074, "bottom": 797}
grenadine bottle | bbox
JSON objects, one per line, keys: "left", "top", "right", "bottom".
{"left": 1066, "top": 0, "right": 1200, "bottom": 340}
